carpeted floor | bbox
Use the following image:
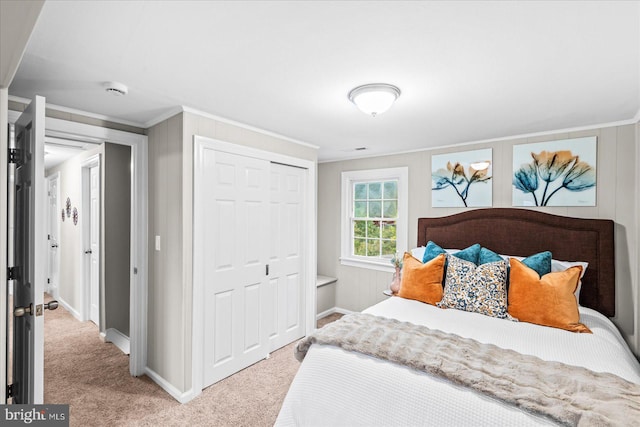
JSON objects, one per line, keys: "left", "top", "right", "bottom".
{"left": 44, "top": 297, "right": 342, "bottom": 426}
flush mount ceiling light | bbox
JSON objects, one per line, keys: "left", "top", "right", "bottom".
{"left": 348, "top": 83, "right": 401, "bottom": 117}
{"left": 104, "top": 81, "right": 128, "bottom": 96}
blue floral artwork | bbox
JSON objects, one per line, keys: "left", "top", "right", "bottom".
{"left": 432, "top": 148, "right": 492, "bottom": 207}
{"left": 512, "top": 137, "right": 596, "bottom": 207}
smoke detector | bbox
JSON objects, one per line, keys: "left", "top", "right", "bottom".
{"left": 104, "top": 81, "right": 128, "bottom": 96}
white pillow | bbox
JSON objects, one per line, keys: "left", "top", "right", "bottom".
{"left": 551, "top": 259, "right": 589, "bottom": 303}
{"left": 410, "top": 246, "right": 425, "bottom": 261}
{"left": 410, "top": 247, "right": 460, "bottom": 262}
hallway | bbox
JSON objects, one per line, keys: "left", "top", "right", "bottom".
{"left": 43, "top": 294, "right": 173, "bottom": 425}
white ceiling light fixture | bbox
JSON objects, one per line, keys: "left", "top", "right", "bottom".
{"left": 348, "top": 83, "right": 401, "bottom": 117}
{"left": 104, "top": 81, "right": 128, "bottom": 96}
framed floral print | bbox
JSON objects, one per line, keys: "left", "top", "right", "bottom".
{"left": 512, "top": 137, "right": 596, "bottom": 207}
{"left": 432, "top": 148, "right": 492, "bottom": 208}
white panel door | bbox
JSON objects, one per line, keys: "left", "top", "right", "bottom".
{"left": 267, "top": 163, "right": 305, "bottom": 352}
{"left": 89, "top": 165, "right": 100, "bottom": 325}
{"left": 201, "top": 149, "right": 270, "bottom": 388}
{"left": 11, "top": 95, "right": 47, "bottom": 403}
{"left": 47, "top": 175, "right": 59, "bottom": 296}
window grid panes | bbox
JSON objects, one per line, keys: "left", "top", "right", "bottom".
{"left": 352, "top": 180, "right": 398, "bottom": 258}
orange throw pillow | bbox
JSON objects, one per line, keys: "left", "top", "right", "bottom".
{"left": 508, "top": 258, "right": 591, "bottom": 333}
{"left": 398, "top": 253, "right": 445, "bottom": 305}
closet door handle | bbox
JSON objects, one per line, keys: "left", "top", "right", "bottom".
{"left": 85, "top": 250, "right": 92, "bottom": 254}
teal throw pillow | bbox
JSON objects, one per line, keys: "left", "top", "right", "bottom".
{"left": 423, "top": 241, "right": 446, "bottom": 263}
{"left": 479, "top": 247, "right": 504, "bottom": 265}
{"left": 521, "top": 251, "right": 552, "bottom": 278}
{"left": 453, "top": 243, "right": 481, "bottom": 264}
{"left": 423, "top": 241, "right": 481, "bottom": 265}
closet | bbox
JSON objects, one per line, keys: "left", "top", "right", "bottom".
{"left": 193, "top": 137, "right": 306, "bottom": 388}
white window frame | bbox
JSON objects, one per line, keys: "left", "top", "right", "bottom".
{"left": 340, "top": 167, "right": 408, "bottom": 272}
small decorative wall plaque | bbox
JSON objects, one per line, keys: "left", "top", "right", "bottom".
{"left": 66, "top": 197, "right": 72, "bottom": 217}
{"left": 72, "top": 207, "right": 79, "bottom": 226}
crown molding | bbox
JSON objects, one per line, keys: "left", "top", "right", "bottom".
{"left": 179, "top": 105, "right": 319, "bottom": 150}
{"left": 8, "top": 95, "right": 147, "bottom": 129}
{"left": 320, "top": 115, "right": 640, "bottom": 164}
{"left": 143, "top": 106, "right": 185, "bottom": 128}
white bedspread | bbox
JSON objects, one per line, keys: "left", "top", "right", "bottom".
{"left": 275, "top": 297, "right": 640, "bottom": 427}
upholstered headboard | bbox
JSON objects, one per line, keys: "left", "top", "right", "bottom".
{"left": 417, "top": 208, "right": 615, "bottom": 317}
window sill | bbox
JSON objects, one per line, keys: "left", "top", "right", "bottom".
{"left": 339, "top": 257, "right": 394, "bottom": 273}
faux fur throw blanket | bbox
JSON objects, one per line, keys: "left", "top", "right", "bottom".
{"left": 295, "top": 313, "right": 640, "bottom": 427}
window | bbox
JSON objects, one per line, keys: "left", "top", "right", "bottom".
{"left": 341, "top": 167, "right": 408, "bottom": 271}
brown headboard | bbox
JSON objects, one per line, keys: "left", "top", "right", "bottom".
{"left": 417, "top": 208, "right": 615, "bottom": 317}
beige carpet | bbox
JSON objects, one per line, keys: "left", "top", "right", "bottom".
{"left": 44, "top": 297, "right": 342, "bottom": 426}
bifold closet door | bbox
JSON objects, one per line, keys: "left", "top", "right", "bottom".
{"left": 266, "top": 163, "right": 305, "bottom": 352}
{"left": 201, "top": 150, "right": 270, "bottom": 388}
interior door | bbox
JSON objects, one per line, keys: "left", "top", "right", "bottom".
{"left": 201, "top": 149, "right": 270, "bottom": 388}
{"left": 47, "top": 174, "right": 60, "bottom": 296}
{"left": 267, "top": 163, "right": 305, "bottom": 352}
{"left": 10, "top": 96, "right": 47, "bottom": 403}
{"left": 89, "top": 164, "right": 100, "bottom": 325}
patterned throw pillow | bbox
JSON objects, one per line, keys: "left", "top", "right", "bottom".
{"left": 437, "top": 255, "right": 515, "bottom": 320}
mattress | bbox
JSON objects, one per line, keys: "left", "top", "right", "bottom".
{"left": 275, "top": 297, "right": 640, "bottom": 427}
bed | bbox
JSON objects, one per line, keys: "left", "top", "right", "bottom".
{"left": 275, "top": 209, "right": 640, "bottom": 426}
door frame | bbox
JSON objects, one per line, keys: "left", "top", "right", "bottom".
{"left": 6, "top": 112, "right": 148, "bottom": 377}
{"left": 190, "top": 135, "right": 317, "bottom": 402}
{"left": 1, "top": 88, "right": 7, "bottom": 403}
{"left": 81, "top": 155, "right": 101, "bottom": 326}
{"left": 46, "top": 172, "right": 61, "bottom": 298}
{"left": 45, "top": 118, "right": 148, "bottom": 377}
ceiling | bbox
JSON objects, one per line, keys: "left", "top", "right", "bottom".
{"left": 7, "top": 1, "right": 640, "bottom": 162}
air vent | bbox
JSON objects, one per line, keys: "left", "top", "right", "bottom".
{"left": 104, "top": 81, "right": 128, "bottom": 96}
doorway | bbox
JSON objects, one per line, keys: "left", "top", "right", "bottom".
{"left": 46, "top": 173, "right": 60, "bottom": 299}
{"left": 6, "top": 109, "right": 148, "bottom": 377}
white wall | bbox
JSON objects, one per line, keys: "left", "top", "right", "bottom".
{"left": 318, "top": 123, "right": 639, "bottom": 356}
{"left": 146, "top": 111, "right": 318, "bottom": 398}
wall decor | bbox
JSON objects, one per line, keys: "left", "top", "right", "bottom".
{"left": 61, "top": 208, "right": 66, "bottom": 222}
{"left": 72, "top": 207, "right": 79, "bottom": 226}
{"left": 512, "top": 137, "right": 596, "bottom": 207}
{"left": 66, "top": 197, "right": 72, "bottom": 217}
{"left": 432, "top": 148, "right": 492, "bottom": 207}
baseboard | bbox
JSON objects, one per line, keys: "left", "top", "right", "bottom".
{"left": 56, "top": 296, "right": 83, "bottom": 321}
{"left": 144, "top": 367, "right": 200, "bottom": 404}
{"left": 316, "top": 306, "right": 353, "bottom": 320}
{"left": 105, "top": 328, "right": 130, "bottom": 355}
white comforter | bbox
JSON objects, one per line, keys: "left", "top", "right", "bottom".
{"left": 275, "top": 297, "right": 640, "bottom": 427}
